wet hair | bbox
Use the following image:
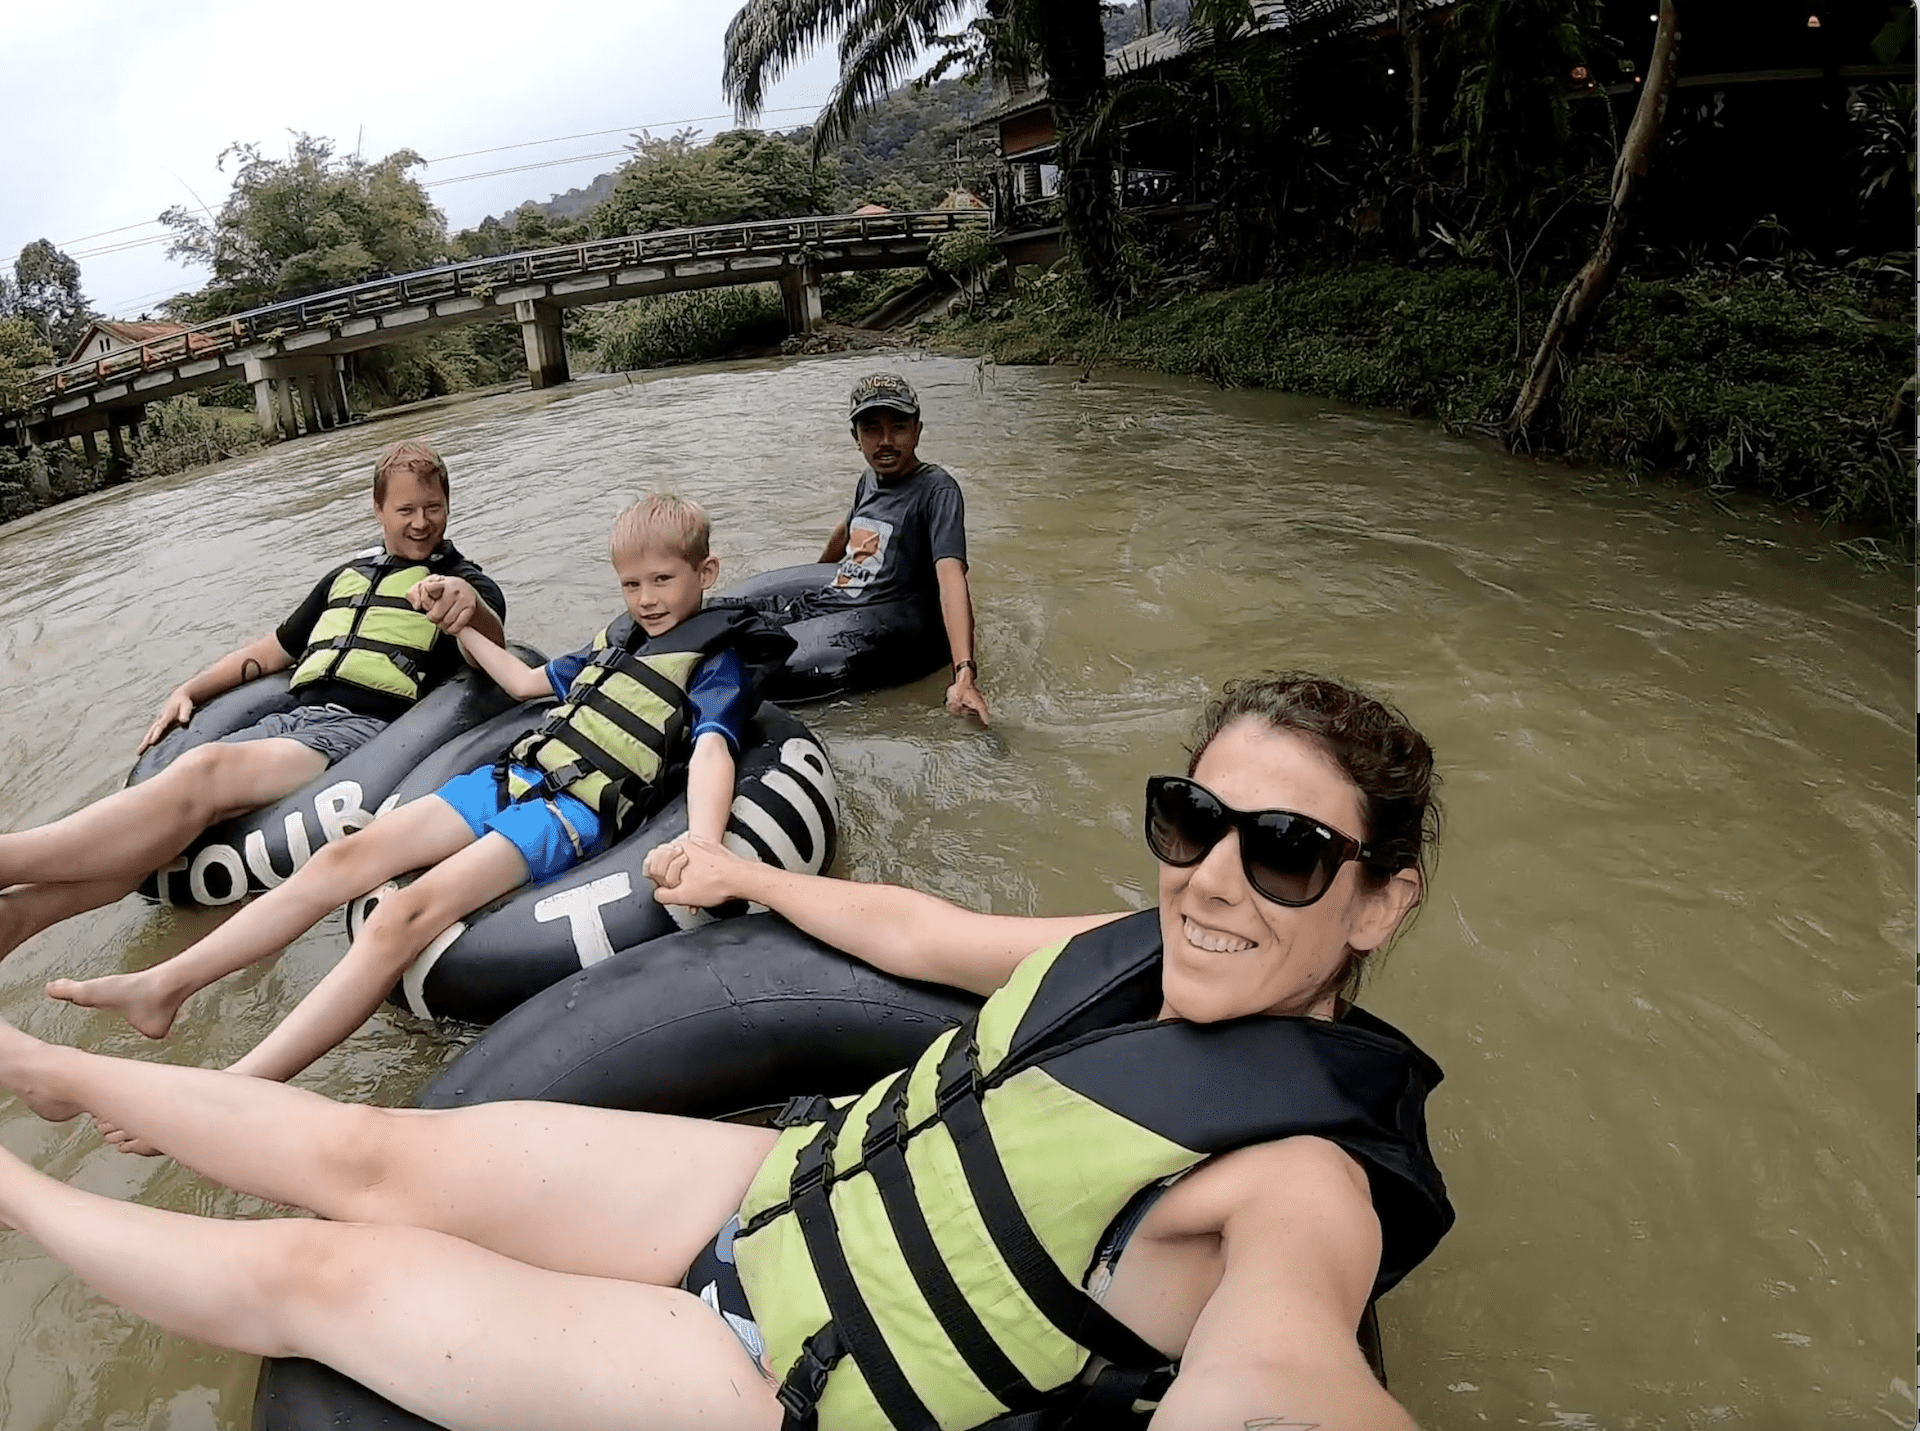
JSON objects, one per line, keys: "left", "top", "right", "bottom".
{"left": 372, "top": 439, "right": 450, "bottom": 505}
{"left": 1187, "top": 671, "right": 1441, "bottom": 997}
{"left": 610, "top": 491, "right": 712, "bottom": 565}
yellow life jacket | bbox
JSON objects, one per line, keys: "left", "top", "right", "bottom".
{"left": 287, "top": 550, "right": 446, "bottom": 705}
{"left": 502, "top": 606, "right": 794, "bottom": 837}
{"left": 732, "top": 910, "right": 1454, "bottom": 1431}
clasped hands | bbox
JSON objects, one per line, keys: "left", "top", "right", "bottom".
{"left": 641, "top": 833, "right": 743, "bottom": 910}
{"left": 406, "top": 574, "right": 483, "bottom": 634}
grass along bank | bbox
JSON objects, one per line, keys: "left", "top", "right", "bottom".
{"left": 929, "top": 259, "right": 1915, "bottom": 541}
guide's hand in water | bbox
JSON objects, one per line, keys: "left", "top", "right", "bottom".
{"left": 407, "top": 574, "right": 481, "bottom": 634}
{"left": 137, "top": 689, "right": 194, "bottom": 753}
{"left": 643, "top": 833, "right": 743, "bottom": 908}
{"left": 946, "top": 668, "right": 990, "bottom": 725}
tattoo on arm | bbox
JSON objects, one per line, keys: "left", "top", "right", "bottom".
{"left": 241, "top": 659, "right": 263, "bottom": 683}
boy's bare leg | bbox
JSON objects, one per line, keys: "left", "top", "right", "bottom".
{"left": 0, "top": 737, "right": 327, "bottom": 889}
{"left": 0, "top": 1016, "right": 775, "bottom": 1283}
{"left": 47, "top": 797, "right": 476, "bottom": 1039}
{"left": 0, "top": 877, "right": 143, "bottom": 961}
{"left": 225, "top": 831, "right": 530, "bottom": 1083}
{"left": 0, "top": 1151, "right": 781, "bottom": 1431}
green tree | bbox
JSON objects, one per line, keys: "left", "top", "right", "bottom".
{"left": 721, "top": 0, "right": 1125, "bottom": 303}
{"left": 0, "top": 313, "right": 54, "bottom": 413}
{"left": 11, "top": 240, "right": 96, "bottom": 355}
{"left": 453, "top": 203, "right": 591, "bottom": 258}
{"left": 161, "top": 134, "right": 448, "bottom": 315}
{"left": 594, "top": 129, "right": 837, "bottom": 236}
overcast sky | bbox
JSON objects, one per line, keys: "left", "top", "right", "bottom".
{"left": 4, "top": 1, "right": 863, "bottom": 320}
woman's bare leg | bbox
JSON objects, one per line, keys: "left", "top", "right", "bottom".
{"left": 224, "top": 830, "right": 529, "bottom": 1083}
{"left": 0, "top": 1148, "right": 781, "bottom": 1431}
{"left": 47, "top": 797, "right": 476, "bottom": 1039}
{"left": 0, "top": 738, "right": 327, "bottom": 887}
{"left": 0, "top": 1016, "right": 777, "bottom": 1283}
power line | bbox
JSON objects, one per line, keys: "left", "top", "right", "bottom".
{"left": 10, "top": 99, "right": 835, "bottom": 276}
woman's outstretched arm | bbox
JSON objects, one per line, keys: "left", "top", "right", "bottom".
{"left": 644, "top": 833, "right": 1122, "bottom": 996}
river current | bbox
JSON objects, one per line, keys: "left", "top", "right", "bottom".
{"left": 0, "top": 353, "right": 1909, "bottom": 1428}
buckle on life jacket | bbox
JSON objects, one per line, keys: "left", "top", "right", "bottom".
{"left": 774, "top": 1325, "right": 845, "bottom": 1423}
{"left": 771, "top": 1094, "right": 836, "bottom": 1129}
{"left": 935, "top": 1053, "right": 979, "bottom": 1114}
{"left": 788, "top": 1131, "right": 831, "bottom": 1200}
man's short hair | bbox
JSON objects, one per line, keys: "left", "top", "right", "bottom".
{"left": 373, "top": 439, "right": 450, "bottom": 504}
{"left": 849, "top": 373, "right": 921, "bottom": 422}
{"left": 611, "top": 491, "right": 712, "bottom": 565}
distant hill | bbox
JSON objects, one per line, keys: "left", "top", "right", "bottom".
{"left": 475, "top": 75, "right": 1000, "bottom": 231}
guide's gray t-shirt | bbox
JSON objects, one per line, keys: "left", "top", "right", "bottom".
{"left": 817, "top": 461, "right": 967, "bottom": 610}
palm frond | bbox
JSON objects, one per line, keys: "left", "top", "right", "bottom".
{"left": 723, "top": 0, "right": 868, "bottom": 118}
{"left": 812, "top": 0, "right": 973, "bottom": 154}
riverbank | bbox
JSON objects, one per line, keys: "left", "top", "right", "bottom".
{"left": 925, "top": 258, "right": 1915, "bottom": 542}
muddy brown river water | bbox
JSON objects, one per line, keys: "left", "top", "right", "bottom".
{"left": 0, "top": 353, "right": 1909, "bottom": 1428}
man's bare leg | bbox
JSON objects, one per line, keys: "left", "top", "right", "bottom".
{"left": 0, "top": 1150, "right": 782, "bottom": 1431}
{"left": 47, "top": 797, "right": 475, "bottom": 1040}
{"left": 0, "top": 738, "right": 326, "bottom": 891}
{"left": 0, "top": 877, "right": 144, "bottom": 961}
{"left": 0, "top": 1014, "right": 775, "bottom": 1284}
{"left": 224, "top": 830, "right": 529, "bottom": 1083}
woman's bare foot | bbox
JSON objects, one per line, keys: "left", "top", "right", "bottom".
{"left": 45, "top": 969, "right": 186, "bottom": 1040}
{"left": 0, "top": 1016, "right": 85, "bottom": 1122}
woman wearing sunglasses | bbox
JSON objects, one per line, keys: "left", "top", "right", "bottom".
{"left": 0, "top": 673, "right": 1452, "bottom": 1431}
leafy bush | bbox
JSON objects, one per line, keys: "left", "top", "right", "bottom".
{"left": 935, "top": 255, "right": 1915, "bottom": 534}
{"left": 575, "top": 287, "right": 788, "bottom": 371}
{"left": 131, "top": 396, "right": 262, "bottom": 478}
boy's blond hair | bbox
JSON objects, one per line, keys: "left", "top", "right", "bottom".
{"left": 611, "top": 491, "right": 712, "bottom": 564}
{"left": 373, "top": 438, "right": 450, "bottom": 503}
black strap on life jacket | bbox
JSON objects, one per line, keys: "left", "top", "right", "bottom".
{"left": 500, "top": 627, "right": 688, "bottom": 825}
{"left": 297, "top": 555, "right": 429, "bottom": 690}
{"left": 776, "top": 1101, "right": 938, "bottom": 1431}
{"left": 933, "top": 1030, "right": 1171, "bottom": 1373}
{"left": 858, "top": 1073, "right": 1050, "bottom": 1415}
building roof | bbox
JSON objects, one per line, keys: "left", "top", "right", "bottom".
{"left": 62, "top": 319, "right": 198, "bottom": 365}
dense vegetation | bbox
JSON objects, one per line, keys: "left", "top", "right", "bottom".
{"left": 935, "top": 253, "right": 1913, "bottom": 534}
{"left": 4, "top": 0, "right": 1911, "bottom": 538}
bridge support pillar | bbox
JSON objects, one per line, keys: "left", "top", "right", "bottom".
{"left": 246, "top": 355, "right": 341, "bottom": 442}
{"left": 516, "top": 300, "right": 570, "bottom": 389}
{"left": 780, "top": 261, "right": 823, "bottom": 334}
{"left": 80, "top": 429, "right": 100, "bottom": 466}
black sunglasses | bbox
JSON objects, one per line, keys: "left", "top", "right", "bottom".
{"left": 1144, "top": 775, "right": 1377, "bottom": 908}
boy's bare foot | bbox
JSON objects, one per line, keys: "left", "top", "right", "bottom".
{"left": 45, "top": 971, "right": 185, "bottom": 1040}
{"left": 91, "top": 1114, "right": 161, "bottom": 1158}
{"left": 0, "top": 1016, "right": 84, "bottom": 1122}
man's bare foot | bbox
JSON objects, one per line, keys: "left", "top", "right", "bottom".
{"left": 0, "top": 1016, "right": 84, "bottom": 1122}
{"left": 45, "top": 970, "right": 185, "bottom": 1040}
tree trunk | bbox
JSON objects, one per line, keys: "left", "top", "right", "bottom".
{"left": 1506, "top": 0, "right": 1680, "bottom": 442}
{"left": 1398, "top": 0, "right": 1425, "bottom": 243}
{"left": 1036, "top": 1, "right": 1123, "bottom": 307}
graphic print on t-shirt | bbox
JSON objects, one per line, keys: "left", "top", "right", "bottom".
{"left": 832, "top": 516, "right": 894, "bottom": 591}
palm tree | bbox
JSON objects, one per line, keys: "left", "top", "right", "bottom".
{"left": 722, "top": 0, "right": 1124, "bottom": 303}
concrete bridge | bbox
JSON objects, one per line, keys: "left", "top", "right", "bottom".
{"left": 6, "top": 208, "right": 989, "bottom": 454}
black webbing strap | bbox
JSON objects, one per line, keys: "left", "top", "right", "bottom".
{"left": 1054, "top": 1361, "right": 1176, "bottom": 1430}
{"left": 780, "top": 1114, "right": 938, "bottom": 1430}
{"left": 571, "top": 678, "right": 676, "bottom": 760}
{"left": 860, "top": 1075, "right": 1047, "bottom": 1415}
{"left": 324, "top": 633, "right": 425, "bottom": 680}
{"left": 933, "top": 1035, "right": 1168, "bottom": 1371}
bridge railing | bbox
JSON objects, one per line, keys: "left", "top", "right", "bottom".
{"left": 24, "top": 209, "right": 991, "bottom": 412}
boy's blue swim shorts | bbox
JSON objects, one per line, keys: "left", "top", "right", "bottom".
{"left": 431, "top": 765, "right": 606, "bottom": 884}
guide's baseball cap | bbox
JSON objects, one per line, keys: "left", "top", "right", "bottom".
{"left": 848, "top": 373, "right": 921, "bottom": 420}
